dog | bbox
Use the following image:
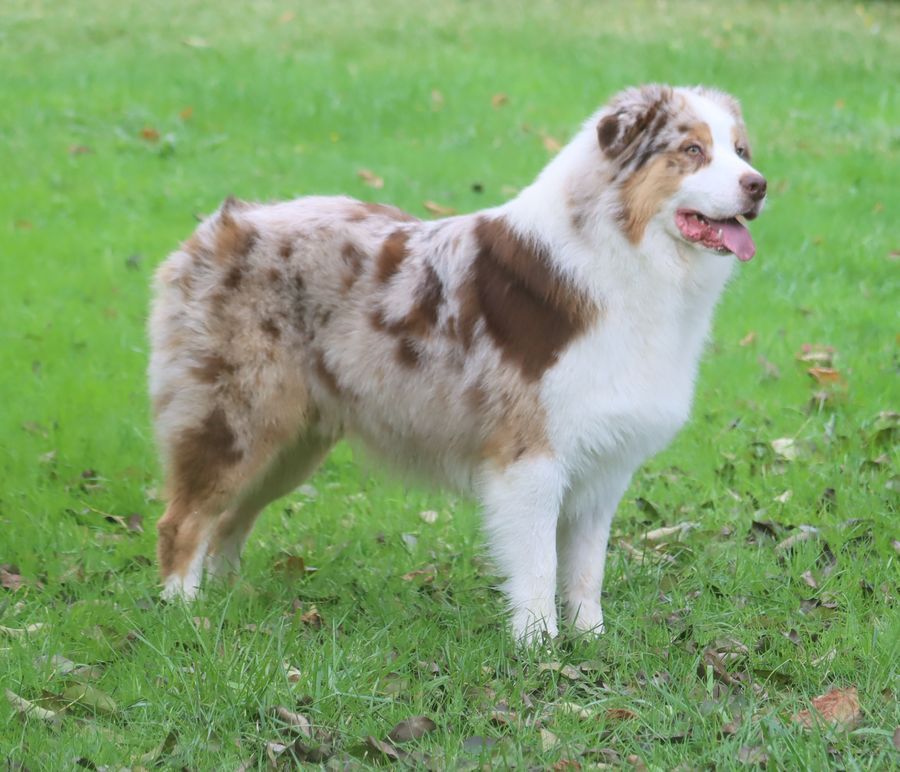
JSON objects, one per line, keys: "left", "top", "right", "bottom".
{"left": 149, "top": 84, "right": 766, "bottom": 643}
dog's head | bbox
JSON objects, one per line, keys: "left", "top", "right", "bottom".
{"left": 597, "top": 84, "right": 765, "bottom": 261}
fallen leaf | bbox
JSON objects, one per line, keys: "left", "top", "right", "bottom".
{"left": 556, "top": 701, "right": 593, "bottom": 719}
{"left": 388, "top": 715, "right": 437, "bottom": 742}
{"left": 179, "top": 106, "right": 194, "bottom": 120}
{"left": 539, "top": 662, "right": 582, "bottom": 680}
{"left": 298, "top": 605, "right": 323, "bottom": 628}
{"left": 401, "top": 565, "right": 436, "bottom": 582}
{"left": 775, "top": 525, "right": 820, "bottom": 552}
{"left": 490, "top": 701, "right": 518, "bottom": 725}
{"left": 739, "top": 331, "right": 756, "bottom": 346}
{"left": 540, "top": 727, "right": 559, "bottom": 751}
{"left": 61, "top": 683, "right": 118, "bottom": 715}
{"left": 274, "top": 553, "right": 307, "bottom": 575}
{"left": 34, "top": 654, "right": 79, "bottom": 675}
{"left": 0, "top": 623, "right": 45, "bottom": 637}
{"left": 491, "top": 93, "right": 509, "bottom": 108}
{"left": 5, "top": 688, "right": 61, "bottom": 727}
{"left": 606, "top": 708, "right": 637, "bottom": 721}
{"left": 418, "top": 510, "right": 438, "bottom": 524}
{"left": 139, "top": 127, "right": 160, "bottom": 142}
{"left": 808, "top": 367, "right": 845, "bottom": 386}
{"left": 68, "top": 145, "right": 93, "bottom": 156}
{"left": 541, "top": 134, "right": 562, "bottom": 153}
{"left": 774, "top": 489, "right": 793, "bottom": 504}
{"left": 796, "top": 343, "right": 835, "bottom": 367}
{"left": 793, "top": 686, "right": 861, "bottom": 731}
{"left": 423, "top": 200, "right": 456, "bottom": 217}
{"left": 810, "top": 648, "right": 837, "bottom": 668}
{"left": 642, "top": 522, "right": 697, "bottom": 543}
{"left": 771, "top": 437, "right": 799, "bottom": 461}
{"left": 0, "top": 565, "right": 23, "bottom": 591}
{"left": 274, "top": 706, "right": 313, "bottom": 738}
{"left": 800, "top": 570, "right": 818, "bottom": 589}
{"left": 283, "top": 662, "right": 302, "bottom": 683}
{"left": 365, "top": 735, "right": 402, "bottom": 761}
{"left": 357, "top": 169, "right": 384, "bottom": 189}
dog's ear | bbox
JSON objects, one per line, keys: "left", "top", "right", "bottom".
{"left": 597, "top": 84, "right": 674, "bottom": 160}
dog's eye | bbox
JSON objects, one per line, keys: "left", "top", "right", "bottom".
{"left": 735, "top": 145, "right": 748, "bottom": 159}
{"left": 684, "top": 144, "right": 702, "bottom": 156}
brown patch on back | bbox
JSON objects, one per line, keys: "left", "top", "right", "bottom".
{"left": 261, "top": 318, "right": 281, "bottom": 339}
{"left": 348, "top": 202, "right": 420, "bottom": 223}
{"left": 169, "top": 406, "right": 243, "bottom": 502}
{"left": 341, "top": 242, "right": 366, "bottom": 292}
{"left": 395, "top": 337, "right": 422, "bottom": 368}
{"left": 459, "top": 217, "right": 596, "bottom": 381}
{"left": 371, "top": 262, "right": 445, "bottom": 339}
{"left": 215, "top": 201, "right": 258, "bottom": 265}
{"left": 376, "top": 230, "right": 410, "bottom": 284}
{"left": 279, "top": 241, "right": 293, "bottom": 260}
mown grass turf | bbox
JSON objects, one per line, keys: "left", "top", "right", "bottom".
{"left": 1, "top": 0, "right": 898, "bottom": 768}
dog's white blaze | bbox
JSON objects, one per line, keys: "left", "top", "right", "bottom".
{"left": 676, "top": 92, "right": 762, "bottom": 220}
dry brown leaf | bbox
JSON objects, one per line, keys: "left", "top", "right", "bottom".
{"left": 5, "top": 688, "right": 61, "bottom": 726}
{"left": 491, "top": 92, "right": 509, "bottom": 108}
{"left": 179, "top": 106, "right": 194, "bottom": 120}
{"left": 299, "top": 605, "right": 323, "bottom": 628}
{"left": 556, "top": 701, "right": 593, "bottom": 719}
{"left": 739, "top": 331, "right": 756, "bottom": 346}
{"left": 68, "top": 145, "right": 93, "bottom": 156}
{"left": 423, "top": 200, "right": 456, "bottom": 217}
{"left": 283, "top": 662, "right": 302, "bottom": 682}
{"left": 771, "top": 438, "right": 799, "bottom": 461}
{"left": 541, "top": 134, "right": 562, "bottom": 153}
{"left": 357, "top": 169, "right": 384, "bottom": 189}
{"left": 642, "top": 522, "right": 697, "bottom": 543}
{"left": 365, "top": 735, "right": 402, "bottom": 761}
{"left": 0, "top": 623, "right": 45, "bottom": 637}
{"left": 401, "top": 565, "right": 436, "bottom": 582}
{"left": 793, "top": 686, "right": 861, "bottom": 731}
{"left": 606, "top": 707, "right": 637, "bottom": 721}
{"left": 0, "top": 565, "right": 23, "bottom": 591}
{"left": 275, "top": 706, "right": 313, "bottom": 738}
{"left": 775, "top": 525, "right": 820, "bottom": 552}
{"left": 540, "top": 727, "right": 559, "bottom": 751}
{"left": 800, "top": 570, "right": 818, "bottom": 589}
{"left": 388, "top": 715, "right": 437, "bottom": 742}
{"left": 796, "top": 343, "right": 835, "bottom": 367}
{"left": 139, "top": 127, "right": 160, "bottom": 142}
{"left": 808, "top": 367, "right": 845, "bottom": 386}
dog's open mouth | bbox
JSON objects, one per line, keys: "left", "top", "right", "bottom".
{"left": 675, "top": 210, "right": 756, "bottom": 262}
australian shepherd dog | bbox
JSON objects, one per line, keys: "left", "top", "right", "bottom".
{"left": 149, "top": 84, "right": 766, "bottom": 642}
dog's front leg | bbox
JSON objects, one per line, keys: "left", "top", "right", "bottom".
{"left": 478, "top": 456, "right": 566, "bottom": 644}
{"left": 557, "top": 468, "right": 633, "bottom": 634}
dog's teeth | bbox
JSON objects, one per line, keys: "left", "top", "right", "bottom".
{"left": 736, "top": 214, "right": 748, "bottom": 227}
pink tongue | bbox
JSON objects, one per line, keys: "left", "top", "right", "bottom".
{"left": 714, "top": 219, "right": 755, "bottom": 262}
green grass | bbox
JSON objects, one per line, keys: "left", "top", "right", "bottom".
{"left": 1, "top": 0, "right": 898, "bottom": 768}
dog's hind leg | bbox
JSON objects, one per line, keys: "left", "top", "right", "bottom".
{"left": 205, "top": 431, "right": 334, "bottom": 582}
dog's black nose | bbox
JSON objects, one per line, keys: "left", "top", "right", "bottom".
{"left": 740, "top": 173, "right": 767, "bottom": 201}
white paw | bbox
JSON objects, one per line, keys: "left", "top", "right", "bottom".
{"left": 161, "top": 573, "right": 200, "bottom": 602}
{"left": 567, "top": 600, "right": 605, "bottom": 634}
{"left": 511, "top": 609, "right": 559, "bottom": 645}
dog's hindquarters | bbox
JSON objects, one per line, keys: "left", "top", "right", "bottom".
{"left": 149, "top": 201, "right": 328, "bottom": 597}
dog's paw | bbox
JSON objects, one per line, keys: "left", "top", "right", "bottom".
{"left": 160, "top": 573, "right": 201, "bottom": 603}
{"left": 567, "top": 600, "right": 605, "bottom": 635}
{"left": 512, "top": 609, "right": 559, "bottom": 646}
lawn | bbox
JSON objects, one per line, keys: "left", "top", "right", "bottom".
{"left": 1, "top": 0, "right": 898, "bottom": 768}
